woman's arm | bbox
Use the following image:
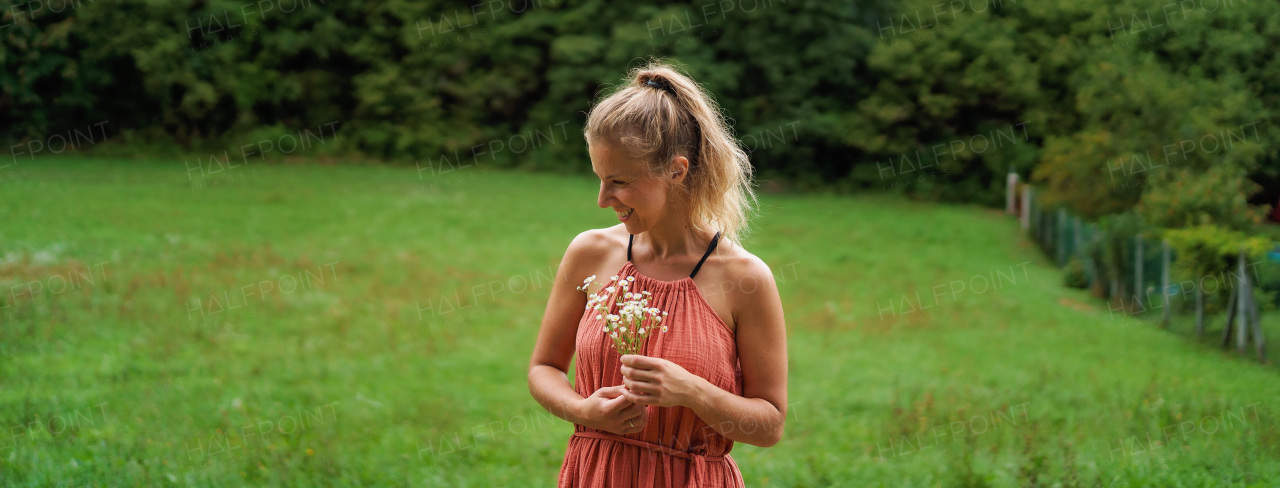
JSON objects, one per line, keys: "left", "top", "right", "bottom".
{"left": 527, "top": 233, "right": 593, "bottom": 422}
{"left": 620, "top": 258, "right": 788, "bottom": 447}
{"left": 528, "top": 231, "right": 649, "bottom": 434}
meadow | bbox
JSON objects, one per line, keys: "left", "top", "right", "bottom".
{"left": 1, "top": 158, "right": 1278, "bottom": 487}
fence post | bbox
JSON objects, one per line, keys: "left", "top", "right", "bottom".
{"left": 1222, "top": 290, "right": 1237, "bottom": 347}
{"left": 1045, "top": 208, "right": 1053, "bottom": 252}
{"left": 1021, "top": 186, "right": 1031, "bottom": 231}
{"left": 1195, "top": 285, "right": 1205, "bottom": 338}
{"left": 1056, "top": 208, "right": 1067, "bottom": 266}
{"left": 1110, "top": 233, "right": 1120, "bottom": 303}
{"left": 1029, "top": 204, "right": 1039, "bottom": 243}
{"left": 1247, "top": 261, "right": 1265, "bottom": 361}
{"left": 1134, "top": 234, "right": 1144, "bottom": 309}
{"left": 1236, "top": 247, "right": 1249, "bottom": 353}
{"left": 1082, "top": 222, "right": 1096, "bottom": 288}
{"left": 1161, "top": 240, "right": 1170, "bottom": 328}
{"left": 1046, "top": 208, "right": 1054, "bottom": 252}
{"left": 1073, "top": 217, "right": 1082, "bottom": 253}
{"left": 1007, "top": 172, "right": 1018, "bottom": 215}
{"left": 1042, "top": 208, "right": 1049, "bottom": 249}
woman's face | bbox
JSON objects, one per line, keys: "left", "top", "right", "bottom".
{"left": 589, "top": 141, "right": 682, "bottom": 235}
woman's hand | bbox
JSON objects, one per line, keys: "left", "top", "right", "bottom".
{"left": 619, "top": 355, "right": 705, "bottom": 408}
{"left": 576, "top": 385, "right": 648, "bottom": 435}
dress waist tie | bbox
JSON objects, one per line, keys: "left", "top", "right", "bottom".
{"left": 572, "top": 431, "right": 725, "bottom": 487}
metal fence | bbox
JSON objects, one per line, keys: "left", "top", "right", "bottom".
{"left": 1008, "top": 173, "right": 1270, "bottom": 361}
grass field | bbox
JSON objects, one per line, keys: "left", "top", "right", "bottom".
{"left": 2, "top": 157, "right": 1278, "bottom": 487}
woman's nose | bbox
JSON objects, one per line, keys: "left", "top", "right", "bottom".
{"left": 597, "top": 184, "right": 612, "bottom": 208}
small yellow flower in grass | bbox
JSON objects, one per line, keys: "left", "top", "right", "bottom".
{"left": 306, "top": 449, "right": 314, "bottom": 456}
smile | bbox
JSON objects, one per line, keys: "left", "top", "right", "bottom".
{"left": 616, "top": 208, "right": 634, "bottom": 221}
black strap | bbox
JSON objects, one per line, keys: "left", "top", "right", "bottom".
{"left": 627, "top": 231, "right": 721, "bottom": 278}
{"left": 689, "top": 231, "right": 721, "bottom": 279}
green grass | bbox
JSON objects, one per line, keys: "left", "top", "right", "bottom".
{"left": 1, "top": 157, "right": 1278, "bottom": 487}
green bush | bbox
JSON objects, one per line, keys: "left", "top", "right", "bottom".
{"left": 1256, "top": 260, "right": 1280, "bottom": 309}
{"left": 1, "top": 0, "right": 1276, "bottom": 213}
{"left": 1063, "top": 256, "right": 1088, "bottom": 289}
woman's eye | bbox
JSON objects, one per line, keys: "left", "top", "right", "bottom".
{"left": 612, "top": 180, "right": 626, "bottom": 186}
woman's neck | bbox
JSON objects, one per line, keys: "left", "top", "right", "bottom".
{"left": 641, "top": 206, "right": 709, "bottom": 261}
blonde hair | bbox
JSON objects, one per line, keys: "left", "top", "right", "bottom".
{"left": 584, "top": 62, "right": 757, "bottom": 243}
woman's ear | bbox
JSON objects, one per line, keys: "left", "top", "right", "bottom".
{"left": 670, "top": 156, "right": 690, "bottom": 184}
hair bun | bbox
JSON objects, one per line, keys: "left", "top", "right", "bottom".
{"left": 640, "top": 75, "right": 675, "bottom": 95}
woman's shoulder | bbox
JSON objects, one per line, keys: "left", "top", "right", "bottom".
{"left": 712, "top": 236, "right": 776, "bottom": 287}
{"left": 562, "top": 225, "right": 628, "bottom": 268}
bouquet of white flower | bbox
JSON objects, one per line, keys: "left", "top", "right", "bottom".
{"left": 577, "top": 274, "right": 668, "bottom": 356}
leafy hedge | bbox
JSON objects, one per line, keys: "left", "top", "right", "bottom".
{"left": 2, "top": 0, "right": 1277, "bottom": 222}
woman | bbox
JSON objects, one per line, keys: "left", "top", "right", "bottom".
{"left": 528, "top": 62, "right": 788, "bottom": 487}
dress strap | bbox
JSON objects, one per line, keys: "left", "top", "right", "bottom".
{"left": 629, "top": 231, "right": 721, "bottom": 277}
{"left": 689, "top": 231, "right": 721, "bottom": 279}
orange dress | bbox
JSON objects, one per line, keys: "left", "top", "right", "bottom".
{"left": 559, "top": 233, "right": 746, "bottom": 488}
